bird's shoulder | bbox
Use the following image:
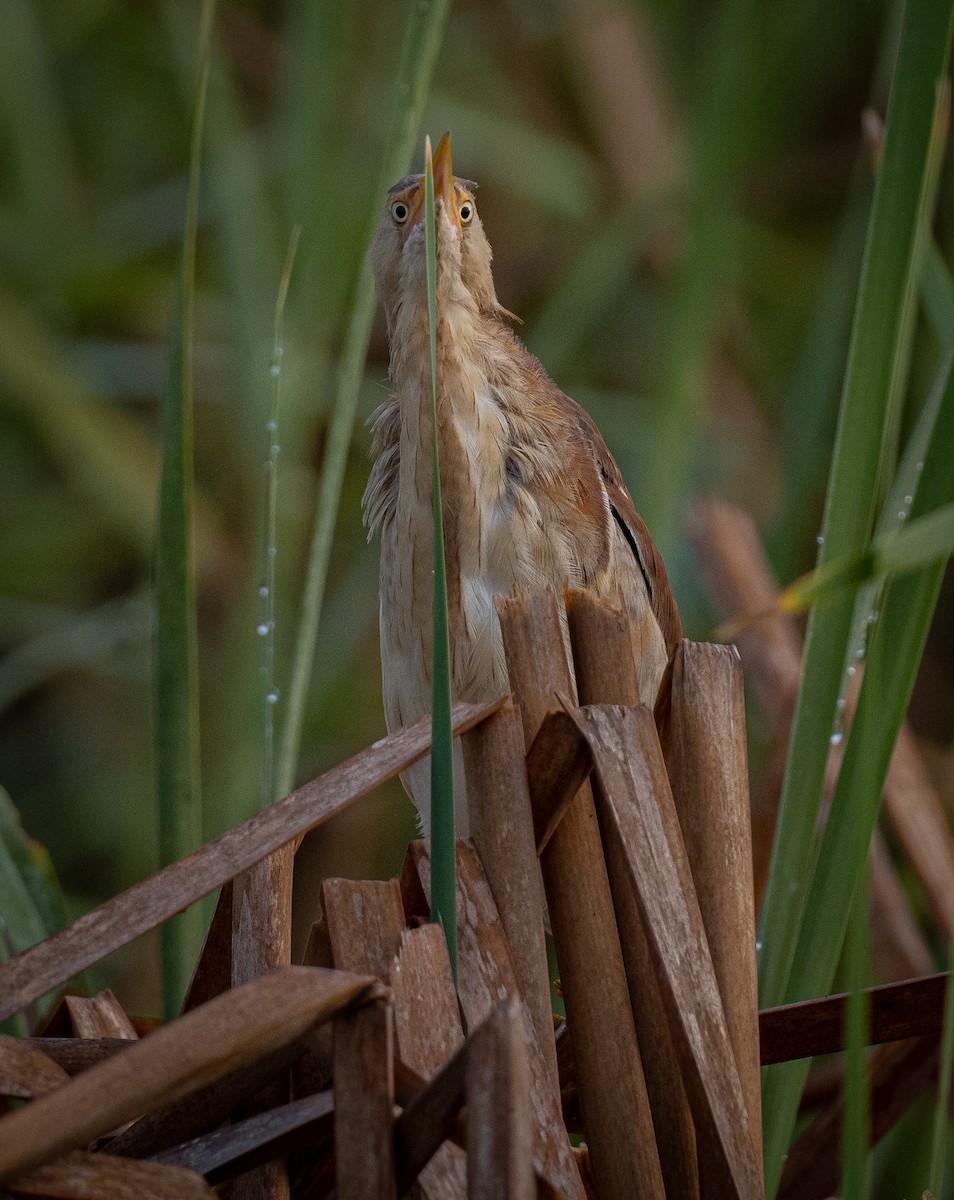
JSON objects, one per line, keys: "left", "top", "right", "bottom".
{"left": 500, "top": 329, "right": 682, "bottom": 655}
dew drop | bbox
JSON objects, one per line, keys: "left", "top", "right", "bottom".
{"left": 267, "top": 420, "right": 277, "bottom": 432}
{"left": 830, "top": 731, "right": 843, "bottom": 746}
{"left": 837, "top": 697, "right": 847, "bottom": 711}
{"left": 904, "top": 494, "right": 913, "bottom": 505}
{"left": 259, "top": 586, "right": 269, "bottom": 598}
{"left": 847, "top": 665, "right": 856, "bottom": 677}
{"left": 271, "top": 444, "right": 280, "bottom": 456}
{"left": 816, "top": 534, "right": 825, "bottom": 545}
{"left": 268, "top": 546, "right": 278, "bottom": 558}
{"left": 898, "top": 509, "right": 907, "bottom": 520}
{"left": 270, "top": 363, "right": 280, "bottom": 377}
{"left": 855, "top": 646, "right": 865, "bottom": 659}
{"left": 756, "top": 941, "right": 763, "bottom": 952}
{"left": 267, "top": 690, "right": 280, "bottom": 704}
{"left": 257, "top": 623, "right": 269, "bottom": 636}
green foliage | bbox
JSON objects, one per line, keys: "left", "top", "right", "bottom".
{"left": 154, "top": 0, "right": 216, "bottom": 1018}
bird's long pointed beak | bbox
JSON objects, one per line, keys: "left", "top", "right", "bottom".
{"left": 432, "top": 132, "right": 458, "bottom": 226}
{"left": 411, "top": 132, "right": 458, "bottom": 230}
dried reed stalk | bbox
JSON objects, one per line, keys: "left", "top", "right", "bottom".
{"left": 0, "top": 697, "right": 502, "bottom": 1025}
{"left": 565, "top": 588, "right": 699, "bottom": 1197}
{"left": 403, "top": 841, "right": 587, "bottom": 1200}
{"left": 333, "top": 991, "right": 396, "bottom": 1200}
{"left": 151, "top": 1089, "right": 334, "bottom": 1183}
{"left": 63, "top": 989, "right": 138, "bottom": 1040}
{"left": 231, "top": 847, "right": 294, "bottom": 1200}
{"left": 183, "top": 883, "right": 233, "bottom": 1012}
{"left": 0, "top": 966, "right": 378, "bottom": 1182}
{"left": 656, "top": 639, "right": 763, "bottom": 1190}
{"left": 495, "top": 589, "right": 665, "bottom": 1200}
{"left": 462, "top": 703, "right": 557, "bottom": 1087}
{"left": 0, "top": 1036, "right": 68, "bottom": 1100}
{"left": 4, "top": 1150, "right": 215, "bottom": 1198}
{"left": 465, "top": 999, "right": 534, "bottom": 1200}
{"left": 567, "top": 703, "right": 763, "bottom": 1200}
{"left": 391, "top": 924, "right": 468, "bottom": 1198}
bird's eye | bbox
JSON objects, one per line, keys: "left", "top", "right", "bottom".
{"left": 459, "top": 200, "right": 475, "bottom": 225}
{"left": 391, "top": 201, "right": 410, "bottom": 225}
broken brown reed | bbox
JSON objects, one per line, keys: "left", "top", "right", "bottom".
{"left": 656, "top": 639, "right": 763, "bottom": 1189}
{"left": 333, "top": 991, "right": 396, "bottom": 1200}
{"left": 151, "top": 1090, "right": 335, "bottom": 1183}
{"left": 566, "top": 703, "right": 763, "bottom": 1199}
{"left": 403, "top": 841, "right": 586, "bottom": 1200}
{"left": 0, "top": 698, "right": 503, "bottom": 1025}
{"left": 232, "top": 848, "right": 294, "bottom": 1200}
{"left": 0, "top": 1035, "right": 68, "bottom": 1100}
{"left": 184, "top": 883, "right": 233, "bottom": 1012}
{"left": 461, "top": 702, "right": 558, "bottom": 1086}
{"left": 0, "top": 966, "right": 378, "bottom": 1183}
{"left": 4, "top": 1150, "right": 216, "bottom": 1199}
{"left": 64, "top": 988, "right": 138, "bottom": 1040}
{"left": 496, "top": 588, "right": 666, "bottom": 1200}
{"left": 759, "top": 971, "right": 950, "bottom": 1063}
{"left": 390, "top": 923, "right": 469, "bottom": 1198}
{"left": 565, "top": 588, "right": 699, "bottom": 1198}
{"left": 465, "top": 998, "right": 534, "bottom": 1200}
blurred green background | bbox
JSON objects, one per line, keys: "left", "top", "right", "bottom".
{"left": 0, "top": 0, "right": 951, "bottom": 1024}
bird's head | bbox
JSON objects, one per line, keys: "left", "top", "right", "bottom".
{"left": 370, "top": 133, "right": 503, "bottom": 340}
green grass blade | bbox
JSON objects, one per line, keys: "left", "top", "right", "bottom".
{"left": 260, "top": 226, "right": 300, "bottom": 813}
{"left": 762, "top": 326, "right": 954, "bottom": 1196}
{"left": 423, "top": 137, "right": 456, "bottom": 980}
{"left": 154, "top": 0, "right": 216, "bottom": 1019}
{"left": 923, "top": 240, "right": 954, "bottom": 348}
{"left": 0, "top": 787, "right": 73, "bottom": 1032}
{"left": 756, "top": 0, "right": 954, "bottom": 1032}
{"left": 275, "top": 0, "right": 451, "bottom": 799}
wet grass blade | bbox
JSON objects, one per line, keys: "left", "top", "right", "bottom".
{"left": 756, "top": 0, "right": 954, "bottom": 1032}
{"left": 423, "top": 136, "right": 456, "bottom": 979}
{"left": 260, "top": 226, "right": 300, "bottom": 812}
{"left": 276, "top": 0, "right": 451, "bottom": 799}
{"left": 154, "top": 0, "right": 216, "bottom": 1018}
{"left": 761, "top": 317, "right": 954, "bottom": 1195}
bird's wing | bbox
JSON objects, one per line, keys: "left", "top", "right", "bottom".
{"left": 550, "top": 387, "right": 683, "bottom": 657}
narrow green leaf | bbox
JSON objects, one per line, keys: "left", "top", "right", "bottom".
{"left": 276, "top": 0, "right": 451, "bottom": 799}
{"left": 260, "top": 226, "right": 300, "bottom": 813}
{"left": 762, "top": 305, "right": 954, "bottom": 1197}
{"left": 780, "top": 497, "right": 954, "bottom": 611}
{"left": 155, "top": 0, "right": 216, "bottom": 1018}
{"left": 923, "top": 240, "right": 954, "bottom": 349}
{"left": 757, "top": 0, "right": 954, "bottom": 1046}
{"left": 423, "top": 136, "right": 456, "bottom": 980}
{"left": 0, "top": 789, "right": 72, "bottom": 1031}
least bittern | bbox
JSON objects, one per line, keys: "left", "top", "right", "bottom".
{"left": 363, "top": 134, "right": 680, "bottom": 834}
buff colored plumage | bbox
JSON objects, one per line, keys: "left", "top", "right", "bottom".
{"left": 363, "top": 134, "right": 680, "bottom": 835}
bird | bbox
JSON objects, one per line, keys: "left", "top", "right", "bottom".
{"left": 363, "top": 133, "right": 681, "bottom": 836}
